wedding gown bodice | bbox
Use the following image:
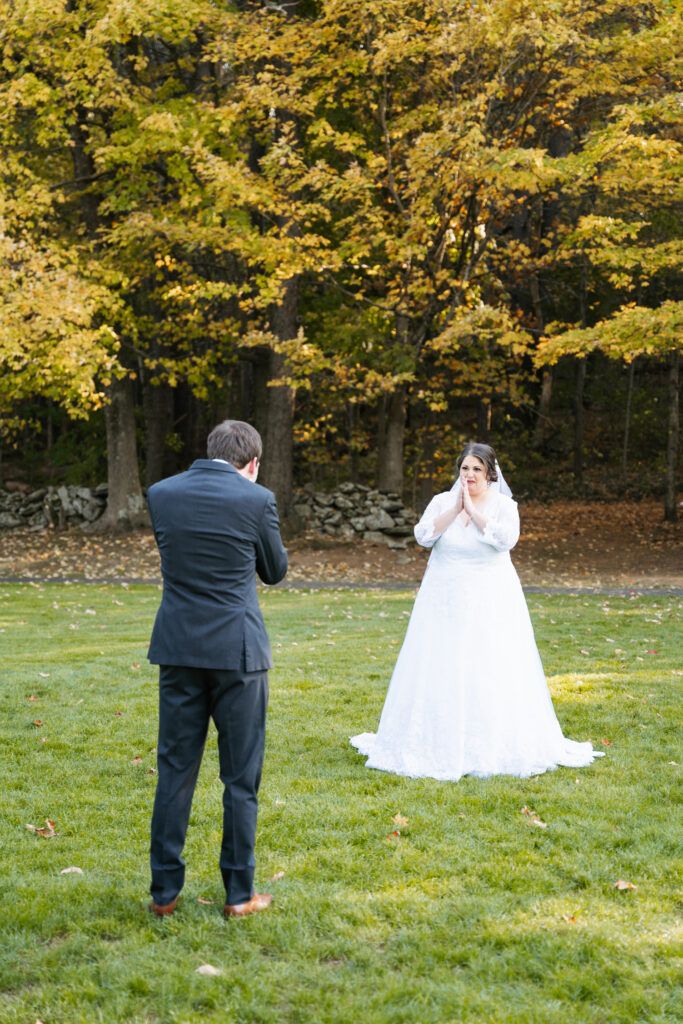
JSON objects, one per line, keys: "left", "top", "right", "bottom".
{"left": 419, "top": 502, "right": 518, "bottom": 580}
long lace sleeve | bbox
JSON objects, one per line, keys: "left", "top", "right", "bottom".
{"left": 476, "top": 494, "right": 520, "bottom": 552}
{"left": 413, "top": 492, "right": 456, "bottom": 549}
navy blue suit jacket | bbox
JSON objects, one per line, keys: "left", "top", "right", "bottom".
{"left": 147, "top": 460, "right": 288, "bottom": 671}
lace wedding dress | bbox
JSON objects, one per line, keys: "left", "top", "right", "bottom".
{"left": 350, "top": 490, "right": 602, "bottom": 781}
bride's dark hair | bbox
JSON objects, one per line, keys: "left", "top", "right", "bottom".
{"left": 456, "top": 443, "right": 498, "bottom": 482}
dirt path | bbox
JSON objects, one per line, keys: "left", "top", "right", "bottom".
{"left": 1, "top": 499, "right": 680, "bottom": 590}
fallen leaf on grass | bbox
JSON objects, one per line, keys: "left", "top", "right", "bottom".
{"left": 614, "top": 879, "right": 637, "bottom": 891}
{"left": 601, "top": 738, "right": 612, "bottom": 746}
{"left": 197, "top": 897, "right": 215, "bottom": 905}
{"left": 196, "top": 964, "right": 222, "bottom": 977}
{"left": 269, "top": 870, "right": 285, "bottom": 882}
{"left": 31, "top": 720, "right": 43, "bottom": 727}
{"left": 561, "top": 914, "right": 577, "bottom": 924}
{"left": 392, "top": 813, "right": 409, "bottom": 827}
{"left": 387, "top": 830, "right": 401, "bottom": 838}
{"left": 521, "top": 806, "right": 548, "bottom": 828}
{"left": 26, "top": 819, "right": 57, "bottom": 838}
{"left": 61, "top": 866, "right": 83, "bottom": 875}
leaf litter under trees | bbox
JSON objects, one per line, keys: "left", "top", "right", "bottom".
{"left": 0, "top": 499, "right": 679, "bottom": 587}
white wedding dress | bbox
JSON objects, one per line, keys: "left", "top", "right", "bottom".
{"left": 351, "top": 489, "right": 602, "bottom": 781}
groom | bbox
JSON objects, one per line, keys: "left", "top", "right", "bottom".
{"left": 146, "top": 420, "right": 288, "bottom": 918}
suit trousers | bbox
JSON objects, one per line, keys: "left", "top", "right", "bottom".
{"left": 150, "top": 664, "right": 269, "bottom": 906}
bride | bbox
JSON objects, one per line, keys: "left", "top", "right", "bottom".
{"left": 350, "top": 443, "right": 602, "bottom": 781}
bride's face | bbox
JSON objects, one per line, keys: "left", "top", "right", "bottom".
{"left": 460, "top": 456, "right": 488, "bottom": 497}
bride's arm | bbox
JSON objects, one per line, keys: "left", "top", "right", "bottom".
{"left": 474, "top": 495, "right": 520, "bottom": 551}
{"left": 413, "top": 492, "right": 460, "bottom": 548}
{"left": 432, "top": 485, "right": 463, "bottom": 535}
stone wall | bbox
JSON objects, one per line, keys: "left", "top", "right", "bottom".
{"left": 292, "top": 482, "right": 417, "bottom": 548}
{"left": 0, "top": 480, "right": 419, "bottom": 545}
{"left": 0, "top": 485, "right": 107, "bottom": 531}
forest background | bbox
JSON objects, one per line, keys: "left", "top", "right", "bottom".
{"left": 0, "top": 0, "right": 680, "bottom": 530}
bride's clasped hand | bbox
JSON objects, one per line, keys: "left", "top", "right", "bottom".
{"left": 351, "top": 442, "right": 603, "bottom": 782}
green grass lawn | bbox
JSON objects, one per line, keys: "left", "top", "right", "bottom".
{"left": 0, "top": 582, "right": 680, "bottom": 1024}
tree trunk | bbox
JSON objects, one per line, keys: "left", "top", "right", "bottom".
{"left": 69, "top": 119, "right": 100, "bottom": 237}
{"left": 348, "top": 402, "right": 361, "bottom": 482}
{"left": 621, "top": 359, "right": 636, "bottom": 483}
{"left": 87, "top": 374, "right": 148, "bottom": 531}
{"left": 415, "top": 422, "right": 435, "bottom": 513}
{"left": 239, "top": 355, "right": 256, "bottom": 424}
{"left": 261, "top": 349, "right": 295, "bottom": 516}
{"left": 664, "top": 349, "right": 679, "bottom": 522}
{"left": 45, "top": 400, "right": 55, "bottom": 452}
{"left": 533, "top": 367, "right": 553, "bottom": 449}
{"left": 377, "top": 312, "right": 409, "bottom": 494}
{"left": 378, "top": 388, "right": 406, "bottom": 493}
{"left": 573, "top": 357, "right": 587, "bottom": 483}
{"left": 250, "top": 348, "right": 271, "bottom": 444}
{"left": 477, "top": 397, "right": 491, "bottom": 443}
{"left": 260, "top": 276, "right": 297, "bottom": 517}
{"left": 246, "top": 0, "right": 301, "bottom": 518}
{"left": 529, "top": 252, "right": 552, "bottom": 450}
{"left": 143, "top": 379, "right": 175, "bottom": 488}
{"left": 187, "top": 389, "right": 209, "bottom": 463}
{"left": 573, "top": 253, "right": 589, "bottom": 481}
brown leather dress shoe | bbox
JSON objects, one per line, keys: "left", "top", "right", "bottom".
{"left": 224, "top": 892, "right": 272, "bottom": 918}
{"left": 149, "top": 895, "right": 178, "bottom": 917}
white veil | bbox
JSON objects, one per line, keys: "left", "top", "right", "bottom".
{"left": 450, "top": 460, "right": 513, "bottom": 498}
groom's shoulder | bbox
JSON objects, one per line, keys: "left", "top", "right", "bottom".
{"left": 246, "top": 479, "right": 278, "bottom": 508}
{"left": 147, "top": 467, "right": 192, "bottom": 499}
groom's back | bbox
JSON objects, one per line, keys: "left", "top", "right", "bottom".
{"left": 146, "top": 459, "right": 279, "bottom": 670}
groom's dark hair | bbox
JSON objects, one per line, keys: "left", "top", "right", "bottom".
{"left": 456, "top": 443, "right": 499, "bottom": 482}
{"left": 207, "top": 420, "right": 262, "bottom": 469}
